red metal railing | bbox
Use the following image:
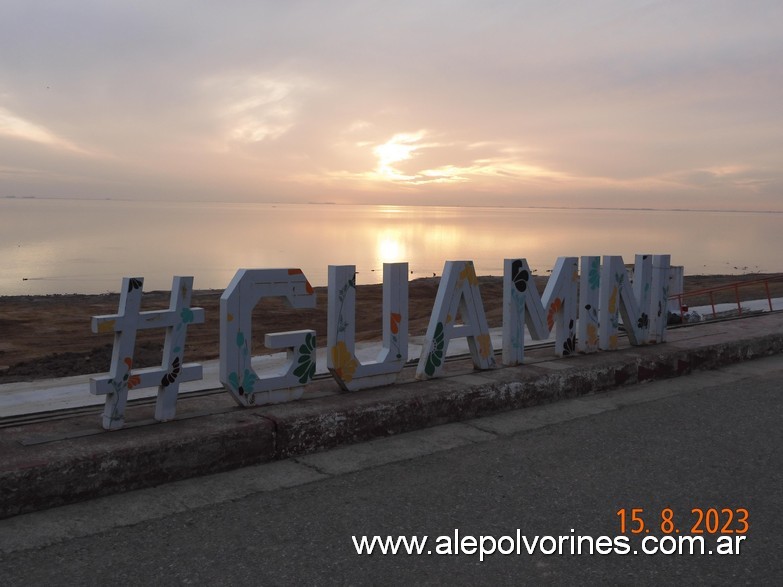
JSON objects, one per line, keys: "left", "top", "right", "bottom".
{"left": 669, "top": 276, "right": 783, "bottom": 321}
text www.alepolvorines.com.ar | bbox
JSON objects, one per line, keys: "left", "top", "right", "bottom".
{"left": 352, "top": 530, "right": 746, "bottom": 560}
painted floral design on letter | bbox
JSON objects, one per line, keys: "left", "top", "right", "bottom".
{"left": 476, "top": 333, "right": 492, "bottom": 360}
{"left": 229, "top": 330, "right": 258, "bottom": 396}
{"left": 229, "top": 369, "right": 258, "bottom": 397}
{"left": 588, "top": 257, "right": 600, "bottom": 290}
{"left": 459, "top": 263, "right": 479, "bottom": 286}
{"left": 586, "top": 322, "right": 599, "bottom": 347}
{"left": 97, "top": 319, "right": 116, "bottom": 334}
{"left": 293, "top": 332, "right": 317, "bottom": 384}
{"left": 161, "top": 356, "right": 181, "bottom": 387}
{"left": 424, "top": 322, "right": 446, "bottom": 376}
{"left": 180, "top": 307, "right": 195, "bottom": 324}
{"left": 608, "top": 286, "right": 618, "bottom": 315}
{"left": 562, "top": 319, "right": 576, "bottom": 356}
{"left": 331, "top": 340, "right": 359, "bottom": 383}
{"left": 511, "top": 260, "right": 529, "bottom": 293}
{"left": 288, "top": 268, "right": 314, "bottom": 294}
{"left": 390, "top": 312, "right": 401, "bottom": 334}
{"left": 547, "top": 298, "right": 563, "bottom": 331}
{"left": 107, "top": 357, "right": 140, "bottom": 393}
{"left": 390, "top": 312, "right": 403, "bottom": 359}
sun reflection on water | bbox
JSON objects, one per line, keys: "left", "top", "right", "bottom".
{"left": 2, "top": 200, "right": 781, "bottom": 295}
{"left": 376, "top": 233, "right": 406, "bottom": 265}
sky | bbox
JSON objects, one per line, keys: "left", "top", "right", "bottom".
{"left": 1, "top": 0, "right": 782, "bottom": 210}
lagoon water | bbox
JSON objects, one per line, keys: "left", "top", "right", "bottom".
{"left": 1, "top": 198, "right": 781, "bottom": 295}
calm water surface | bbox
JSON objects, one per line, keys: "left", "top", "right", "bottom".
{"left": 1, "top": 198, "right": 781, "bottom": 295}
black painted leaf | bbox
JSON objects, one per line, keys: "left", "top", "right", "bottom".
{"left": 511, "top": 260, "right": 529, "bottom": 293}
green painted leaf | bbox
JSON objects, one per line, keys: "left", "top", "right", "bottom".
{"left": 180, "top": 307, "right": 194, "bottom": 324}
{"left": 298, "top": 363, "right": 315, "bottom": 384}
{"left": 242, "top": 369, "right": 257, "bottom": 393}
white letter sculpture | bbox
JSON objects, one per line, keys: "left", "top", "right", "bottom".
{"left": 327, "top": 263, "right": 408, "bottom": 391}
{"left": 502, "top": 257, "right": 579, "bottom": 365}
{"left": 577, "top": 256, "right": 601, "bottom": 354}
{"left": 220, "top": 268, "right": 317, "bottom": 407}
{"left": 90, "top": 276, "right": 205, "bottom": 430}
{"left": 599, "top": 254, "right": 671, "bottom": 350}
{"left": 417, "top": 261, "right": 495, "bottom": 379}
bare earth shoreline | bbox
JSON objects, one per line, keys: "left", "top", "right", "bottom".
{"left": 2, "top": 273, "right": 782, "bottom": 383}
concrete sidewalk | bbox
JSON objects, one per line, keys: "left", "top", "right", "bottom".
{"left": 0, "top": 328, "right": 512, "bottom": 417}
{"left": 2, "top": 311, "right": 783, "bottom": 519}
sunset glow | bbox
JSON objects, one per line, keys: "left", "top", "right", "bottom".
{"left": 376, "top": 235, "right": 405, "bottom": 265}
{"left": 0, "top": 1, "right": 781, "bottom": 210}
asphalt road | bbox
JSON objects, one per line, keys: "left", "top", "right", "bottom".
{"left": 2, "top": 355, "right": 782, "bottom": 585}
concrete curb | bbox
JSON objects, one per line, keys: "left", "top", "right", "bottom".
{"left": 263, "top": 327, "right": 783, "bottom": 458}
{"left": 0, "top": 413, "right": 276, "bottom": 519}
{"left": 2, "top": 313, "right": 782, "bottom": 519}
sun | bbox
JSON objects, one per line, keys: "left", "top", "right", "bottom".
{"left": 372, "top": 132, "right": 424, "bottom": 180}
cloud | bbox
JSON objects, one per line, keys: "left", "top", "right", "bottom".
{"left": 214, "top": 77, "right": 295, "bottom": 143}
{"left": 321, "top": 130, "right": 574, "bottom": 189}
{"left": 0, "top": 1, "right": 781, "bottom": 208}
{"left": 0, "top": 106, "right": 93, "bottom": 155}
{"left": 663, "top": 165, "right": 779, "bottom": 193}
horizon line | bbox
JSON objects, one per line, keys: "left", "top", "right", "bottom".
{"left": 3, "top": 194, "right": 782, "bottom": 215}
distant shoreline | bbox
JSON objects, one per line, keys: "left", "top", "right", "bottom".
{"left": 0, "top": 272, "right": 777, "bottom": 300}
{"left": 3, "top": 195, "right": 782, "bottom": 215}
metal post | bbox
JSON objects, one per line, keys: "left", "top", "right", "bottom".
{"left": 765, "top": 280, "right": 773, "bottom": 311}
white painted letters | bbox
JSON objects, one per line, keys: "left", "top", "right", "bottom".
{"left": 502, "top": 257, "right": 578, "bottom": 364}
{"left": 417, "top": 261, "right": 495, "bottom": 379}
{"left": 90, "top": 276, "right": 204, "bottom": 430}
{"left": 90, "top": 253, "right": 676, "bottom": 424}
{"left": 327, "top": 263, "right": 408, "bottom": 391}
{"left": 220, "top": 268, "right": 316, "bottom": 406}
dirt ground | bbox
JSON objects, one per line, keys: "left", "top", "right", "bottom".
{"left": 1, "top": 273, "right": 782, "bottom": 382}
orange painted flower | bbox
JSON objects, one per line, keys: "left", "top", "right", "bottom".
{"left": 331, "top": 341, "right": 358, "bottom": 383}
{"left": 127, "top": 374, "right": 141, "bottom": 389}
{"left": 547, "top": 298, "right": 562, "bottom": 331}
{"left": 609, "top": 334, "right": 618, "bottom": 350}
{"left": 390, "top": 312, "right": 401, "bottom": 335}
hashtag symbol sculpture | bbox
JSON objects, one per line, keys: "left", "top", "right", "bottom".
{"left": 90, "top": 276, "right": 205, "bottom": 430}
